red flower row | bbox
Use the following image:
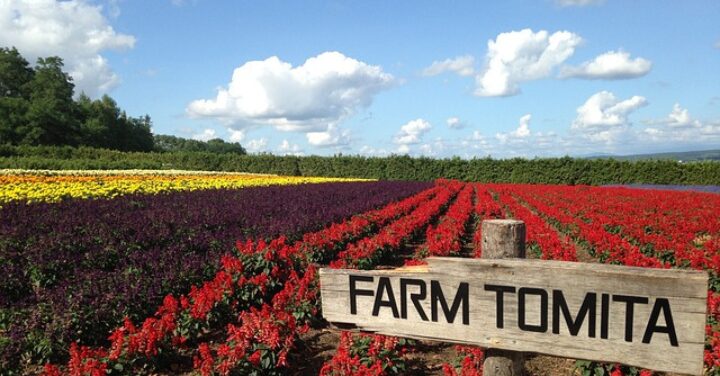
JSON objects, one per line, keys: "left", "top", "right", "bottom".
{"left": 42, "top": 184, "right": 442, "bottom": 375}
{"left": 331, "top": 180, "right": 464, "bottom": 269}
{"left": 417, "top": 183, "right": 475, "bottom": 258}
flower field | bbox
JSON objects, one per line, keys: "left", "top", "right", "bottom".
{"left": 0, "top": 178, "right": 430, "bottom": 373}
{"left": 0, "top": 169, "right": 368, "bottom": 204}
{"left": 2, "top": 177, "right": 720, "bottom": 375}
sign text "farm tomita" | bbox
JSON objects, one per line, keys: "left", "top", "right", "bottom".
{"left": 319, "top": 257, "right": 708, "bottom": 375}
{"left": 348, "top": 275, "right": 678, "bottom": 346}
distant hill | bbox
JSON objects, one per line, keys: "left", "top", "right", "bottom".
{"left": 587, "top": 149, "right": 720, "bottom": 162}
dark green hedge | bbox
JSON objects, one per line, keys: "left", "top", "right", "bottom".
{"left": 1, "top": 144, "right": 719, "bottom": 185}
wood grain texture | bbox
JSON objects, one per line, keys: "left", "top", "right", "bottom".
{"left": 319, "top": 257, "right": 708, "bottom": 375}
{"left": 481, "top": 219, "right": 526, "bottom": 259}
{"left": 481, "top": 219, "right": 526, "bottom": 376}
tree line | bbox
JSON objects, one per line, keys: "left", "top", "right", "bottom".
{"left": 0, "top": 47, "right": 246, "bottom": 154}
{"left": 2, "top": 145, "right": 719, "bottom": 185}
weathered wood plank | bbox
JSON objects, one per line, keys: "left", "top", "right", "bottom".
{"left": 480, "top": 219, "right": 526, "bottom": 376}
{"left": 319, "top": 257, "right": 708, "bottom": 375}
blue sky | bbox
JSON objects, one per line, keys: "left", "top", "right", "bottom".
{"left": 1, "top": 0, "right": 719, "bottom": 157}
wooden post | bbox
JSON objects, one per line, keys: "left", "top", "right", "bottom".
{"left": 481, "top": 219, "right": 526, "bottom": 376}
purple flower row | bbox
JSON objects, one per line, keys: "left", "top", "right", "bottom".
{"left": 0, "top": 180, "right": 431, "bottom": 370}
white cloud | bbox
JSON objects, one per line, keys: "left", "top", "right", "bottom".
{"left": 192, "top": 128, "right": 216, "bottom": 141}
{"left": 422, "top": 55, "right": 475, "bottom": 77}
{"left": 228, "top": 129, "right": 245, "bottom": 142}
{"left": 446, "top": 117, "right": 465, "bottom": 129}
{"left": 306, "top": 124, "right": 351, "bottom": 147}
{"left": 643, "top": 127, "right": 662, "bottom": 137}
{"left": 700, "top": 121, "right": 720, "bottom": 136}
{"left": 572, "top": 91, "right": 648, "bottom": 130}
{"left": 397, "top": 144, "right": 410, "bottom": 154}
{"left": 417, "top": 138, "right": 448, "bottom": 157}
{"left": 0, "top": 0, "right": 135, "bottom": 97}
{"left": 359, "top": 145, "right": 389, "bottom": 157}
{"left": 186, "top": 51, "right": 394, "bottom": 137}
{"left": 664, "top": 103, "right": 701, "bottom": 128}
{"left": 514, "top": 114, "right": 532, "bottom": 137}
{"left": 277, "top": 139, "right": 304, "bottom": 156}
{"left": 560, "top": 50, "right": 652, "bottom": 79}
{"left": 394, "top": 118, "right": 432, "bottom": 145}
{"left": 419, "top": 144, "right": 433, "bottom": 155}
{"left": 646, "top": 103, "right": 701, "bottom": 128}
{"left": 461, "top": 131, "right": 493, "bottom": 155}
{"left": 471, "top": 131, "right": 486, "bottom": 141}
{"left": 474, "top": 29, "right": 582, "bottom": 96}
{"left": 640, "top": 118, "right": 720, "bottom": 145}
{"left": 496, "top": 114, "right": 532, "bottom": 143}
{"left": 245, "top": 138, "right": 268, "bottom": 153}
{"left": 556, "top": 0, "right": 604, "bottom": 6}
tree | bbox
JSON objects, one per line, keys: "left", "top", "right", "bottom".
{"left": 121, "top": 113, "right": 154, "bottom": 152}
{"left": 20, "top": 56, "right": 80, "bottom": 146}
{"left": 0, "top": 47, "right": 34, "bottom": 97}
{"left": 77, "top": 94, "right": 154, "bottom": 151}
{"left": 0, "top": 47, "right": 34, "bottom": 144}
{"left": 206, "top": 138, "right": 247, "bottom": 154}
{"left": 153, "top": 134, "right": 246, "bottom": 154}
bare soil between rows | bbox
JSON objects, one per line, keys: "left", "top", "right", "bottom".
{"left": 287, "top": 324, "right": 580, "bottom": 376}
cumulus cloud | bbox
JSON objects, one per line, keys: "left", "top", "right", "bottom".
{"left": 446, "top": 117, "right": 465, "bottom": 129}
{"left": 560, "top": 50, "right": 652, "bottom": 79}
{"left": 555, "top": 0, "right": 605, "bottom": 6}
{"left": 394, "top": 118, "right": 432, "bottom": 145}
{"left": 471, "top": 131, "right": 486, "bottom": 142}
{"left": 0, "top": 0, "right": 136, "bottom": 97}
{"left": 646, "top": 103, "right": 701, "bottom": 128}
{"left": 186, "top": 51, "right": 394, "bottom": 137}
{"left": 228, "top": 129, "right": 245, "bottom": 142}
{"left": 277, "top": 139, "right": 304, "bottom": 156}
{"left": 474, "top": 29, "right": 582, "bottom": 96}
{"left": 417, "top": 138, "right": 448, "bottom": 157}
{"left": 663, "top": 103, "right": 700, "bottom": 128}
{"left": 640, "top": 120, "right": 720, "bottom": 144}
{"left": 245, "top": 138, "right": 268, "bottom": 153}
{"left": 461, "top": 131, "right": 492, "bottom": 154}
{"left": 359, "top": 145, "right": 390, "bottom": 157}
{"left": 422, "top": 55, "right": 475, "bottom": 77}
{"left": 306, "top": 124, "right": 351, "bottom": 147}
{"left": 700, "top": 121, "right": 720, "bottom": 136}
{"left": 397, "top": 144, "right": 411, "bottom": 154}
{"left": 496, "top": 114, "right": 532, "bottom": 143}
{"left": 572, "top": 91, "right": 648, "bottom": 130}
{"left": 192, "top": 128, "right": 217, "bottom": 141}
{"left": 513, "top": 114, "right": 532, "bottom": 137}
{"left": 419, "top": 144, "right": 433, "bottom": 155}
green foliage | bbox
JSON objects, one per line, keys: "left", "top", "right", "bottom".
{"left": 154, "top": 134, "right": 246, "bottom": 154}
{"left": 20, "top": 56, "right": 79, "bottom": 146}
{"left": 0, "top": 47, "right": 34, "bottom": 145}
{"left": 0, "top": 46, "right": 154, "bottom": 152}
{"left": 574, "top": 360, "right": 641, "bottom": 376}
{"left": 0, "top": 47, "right": 34, "bottom": 98}
{"left": 1, "top": 145, "right": 720, "bottom": 185}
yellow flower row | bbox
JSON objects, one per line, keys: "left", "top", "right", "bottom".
{"left": 0, "top": 169, "right": 371, "bottom": 205}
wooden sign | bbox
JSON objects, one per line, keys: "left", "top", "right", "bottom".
{"left": 319, "top": 257, "right": 708, "bottom": 375}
